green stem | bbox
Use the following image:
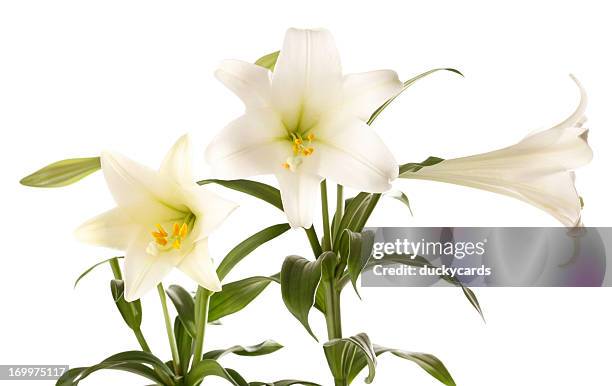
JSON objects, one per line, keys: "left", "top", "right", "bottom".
{"left": 157, "top": 283, "right": 181, "bottom": 375}
{"left": 323, "top": 278, "right": 342, "bottom": 340}
{"left": 321, "top": 180, "right": 332, "bottom": 251}
{"left": 334, "top": 185, "right": 344, "bottom": 237}
{"left": 108, "top": 258, "right": 152, "bottom": 353}
{"left": 133, "top": 329, "right": 151, "bottom": 353}
{"left": 304, "top": 226, "right": 323, "bottom": 257}
{"left": 192, "top": 286, "right": 211, "bottom": 369}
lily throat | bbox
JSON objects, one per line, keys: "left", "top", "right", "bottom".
{"left": 146, "top": 214, "right": 195, "bottom": 256}
{"left": 282, "top": 132, "right": 316, "bottom": 172}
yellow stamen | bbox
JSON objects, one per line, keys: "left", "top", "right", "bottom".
{"left": 282, "top": 162, "right": 290, "bottom": 169}
{"left": 156, "top": 237, "right": 168, "bottom": 246}
{"left": 155, "top": 224, "right": 168, "bottom": 237}
{"left": 179, "top": 223, "right": 188, "bottom": 238}
{"left": 172, "top": 223, "right": 180, "bottom": 237}
{"left": 172, "top": 239, "right": 181, "bottom": 249}
{"left": 294, "top": 138, "right": 303, "bottom": 145}
{"left": 306, "top": 133, "right": 315, "bottom": 141}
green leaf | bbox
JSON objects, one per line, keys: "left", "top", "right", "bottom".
{"left": 198, "top": 179, "right": 283, "bottom": 211}
{"left": 324, "top": 333, "right": 377, "bottom": 384}
{"left": 367, "top": 68, "right": 463, "bottom": 125}
{"left": 460, "top": 285, "right": 485, "bottom": 322}
{"left": 255, "top": 51, "right": 280, "bottom": 70}
{"left": 339, "top": 230, "right": 375, "bottom": 297}
{"left": 373, "top": 346, "right": 456, "bottom": 386}
{"left": 74, "top": 256, "right": 123, "bottom": 288}
{"left": 217, "top": 223, "right": 291, "bottom": 280}
{"left": 174, "top": 317, "right": 193, "bottom": 377}
{"left": 399, "top": 156, "right": 445, "bottom": 175}
{"left": 332, "top": 193, "right": 373, "bottom": 249}
{"left": 280, "top": 255, "right": 324, "bottom": 341}
{"left": 386, "top": 190, "right": 413, "bottom": 216}
{"left": 363, "top": 254, "right": 484, "bottom": 320}
{"left": 21, "top": 157, "right": 101, "bottom": 187}
{"left": 209, "top": 275, "right": 279, "bottom": 323}
{"left": 185, "top": 359, "right": 247, "bottom": 386}
{"left": 202, "top": 340, "right": 283, "bottom": 360}
{"left": 56, "top": 351, "right": 175, "bottom": 386}
{"left": 110, "top": 279, "right": 142, "bottom": 331}
{"left": 250, "top": 381, "right": 321, "bottom": 386}
{"left": 166, "top": 285, "right": 196, "bottom": 337}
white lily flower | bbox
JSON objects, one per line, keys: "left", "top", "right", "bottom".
{"left": 76, "top": 135, "right": 237, "bottom": 301}
{"left": 206, "top": 28, "right": 402, "bottom": 228}
{"left": 404, "top": 75, "right": 591, "bottom": 227}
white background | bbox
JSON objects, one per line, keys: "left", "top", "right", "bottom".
{"left": 1, "top": 1, "right": 611, "bottom": 385}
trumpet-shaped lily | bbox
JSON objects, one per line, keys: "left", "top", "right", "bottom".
{"left": 76, "top": 135, "right": 237, "bottom": 301}
{"left": 402, "top": 75, "right": 591, "bottom": 227}
{"left": 206, "top": 28, "right": 402, "bottom": 228}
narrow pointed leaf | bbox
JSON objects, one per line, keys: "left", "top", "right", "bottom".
{"left": 21, "top": 157, "right": 101, "bottom": 187}
{"left": 339, "top": 230, "right": 375, "bottom": 297}
{"left": 250, "top": 381, "right": 321, "bottom": 386}
{"left": 368, "top": 68, "right": 463, "bottom": 125}
{"left": 399, "top": 156, "right": 445, "bottom": 175}
{"left": 74, "top": 256, "right": 123, "bottom": 288}
{"left": 216, "top": 223, "right": 290, "bottom": 280}
{"left": 386, "top": 190, "right": 414, "bottom": 216}
{"left": 202, "top": 340, "right": 283, "bottom": 360}
{"left": 198, "top": 179, "right": 283, "bottom": 211}
{"left": 209, "top": 275, "right": 279, "bottom": 323}
{"left": 110, "top": 279, "right": 142, "bottom": 331}
{"left": 332, "top": 193, "right": 373, "bottom": 250}
{"left": 362, "top": 254, "right": 484, "bottom": 320}
{"left": 174, "top": 317, "right": 193, "bottom": 376}
{"left": 255, "top": 51, "right": 280, "bottom": 71}
{"left": 185, "top": 359, "right": 247, "bottom": 386}
{"left": 280, "top": 255, "right": 324, "bottom": 341}
{"left": 166, "top": 284, "right": 196, "bottom": 337}
{"left": 57, "top": 351, "right": 175, "bottom": 386}
{"left": 324, "top": 333, "right": 377, "bottom": 384}
{"left": 373, "top": 346, "right": 456, "bottom": 386}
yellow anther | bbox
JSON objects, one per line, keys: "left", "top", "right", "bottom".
{"left": 179, "top": 223, "right": 188, "bottom": 238}
{"left": 306, "top": 133, "right": 315, "bottom": 141}
{"left": 294, "top": 138, "right": 303, "bottom": 145}
{"left": 172, "top": 239, "right": 181, "bottom": 249}
{"left": 302, "top": 147, "right": 314, "bottom": 156}
{"left": 172, "top": 223, "right": 180, "bottom": 237}
{"left": 292, "top": 144, "right": 299, "bottom": 154}
{"left": 282, "top": 162, "right": 290, "bottom": 169}
{"left": 155, "top": 224, "right": 168, "bottom": 237}
{"left": 156, "top": 237, "right": 168, "bottom": 246}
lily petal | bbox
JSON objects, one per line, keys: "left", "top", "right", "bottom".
{"left": 177, "top": 239, "right": 222, "bottom": 292}
{"left": 271, "top": 28, "right": 343, "bottom": 130}
{"left": 317, "top": 115, "right": 398, "bottom": 192}
{"left": 276, "top": 170, "right": 321, "bottom": 228}
{"left": 75, "top": 207, "right": 139, "bottom": 250}
{"left": 343, "top": 70, "right": 402, "bottom": 121}
{"left": 159, "top": 134, "right": 193, "bottom": 186}
{"left": 183, "top": 186, "right": 238, "bottom": 241}
{"left": 101, "top": 151, "right": 187, "bottom": 222}
{"left": 123, "top": 235, "right": 175, "bottom": 301}
{"left": 215, "top": 59, "right": 272, "bottom": 109}
{"left": 409, "top": 169, "right": 582, "bottom": 227}
{"left": 205, "top": 109, "right": 288, "bottom": 179}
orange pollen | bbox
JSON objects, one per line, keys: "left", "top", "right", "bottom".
{"left": 150, "top": 222, "right": 189, "bottom": 251}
